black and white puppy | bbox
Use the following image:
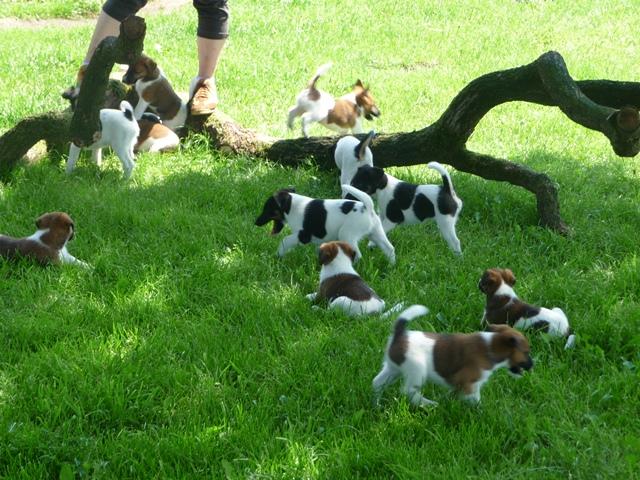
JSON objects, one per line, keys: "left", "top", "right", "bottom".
{"left": 350, "top": 161, "right": 463, "bottom": 255}
{"left": 334, "top": 130, "right": 375, "bottom": 189}
{"left": 373, "top": 306, "right": 533, "bottom": 407}
{"left": 306, "top": 241, "right": 386, "bottom": 316}
{"left": 66, "top": 101, "right": 139, "bottom": 179}
{"left": 479, "top": 268, "right": 575, "bottom": 349}
{"left": 254, "top": 185, "right": 395, "bottom": 264}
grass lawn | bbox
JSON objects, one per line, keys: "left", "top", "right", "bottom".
{"left": 1, "top": 0, "right": 639, "bottom": 478}
{"left": 0, "top": 0, "right": 162, "bottom": 20}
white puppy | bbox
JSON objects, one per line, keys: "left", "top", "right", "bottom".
{"left": 373, "top": 306, "right": 533, "bottom": 407}
{"left": 334, "top": 130, "right": 375, "bottom": 190}
{"left": 255, "top": 185, "right": 395, "bottom": 264}
{"left": 66, "top": 100, "right": 139, "bottom": 179}
{"left": 350, "top": 161, "right": 463, "bottom": 255}
{"left": 287, "top": 63, "right": 380, "bottom": 138}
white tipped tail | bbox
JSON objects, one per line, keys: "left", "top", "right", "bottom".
{"left": 308, "top": 62, "right": 333, "bottom": 88}
{"left": 397, "top": 305, "right": 429, "bottom": 322}
{"left": 341, "top": 184, "right": 375, "bottom": 214}
{"left": 120, "top": 100, "right": 135, "bottom": 121}
{"left": 427, "top": 161, "right": 457, "bottom": 197}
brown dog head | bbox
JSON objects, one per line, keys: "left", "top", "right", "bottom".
{"left": 36, "top": 212, "right": 75, "bottom": 249}
{"left": 478, "top": 268, "right": 516, "bottom": 296}
{"left": 123, "top": 54, "right": 160, "bottom": 85}
{"left": 318, "top": 241, "right": 356, "bottom": 266}
{"left": 487, "top": 324, "right": 533, "bottom": 375}
{"left": 353, "top": 80, "right": 380, "bottom": 121}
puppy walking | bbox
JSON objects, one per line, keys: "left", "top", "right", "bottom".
{"left": 373, "top": 306, "right": 533, "bottom": 407}
{"left": 307, "top": 241, "right": 386, "bottom": 316}
{"left": 0, "top": 212, "right": 89, "bottom": 268}
{"left": 66, "top": 101, "right": 139, "bottom": 179}
{"left": 350, "top": 161, "right": 463, "bottom": 255}
{"left": 287, "top": 63, "right": 380, "bottom": 137}
{"left": 479, "top": 268, "right": 575, "bottom": 349}
{"left": 254, "top": 185, "right": 395, "bottom": 264}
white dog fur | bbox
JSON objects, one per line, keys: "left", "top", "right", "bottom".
{"left": 66, "top": 100, "right": 139, "bottom": 179}
{"left": 334, "top": 130, "right": 375, "bottom": 190}
{"left": 254, "top": 185, "right": 396, "bottom": 264}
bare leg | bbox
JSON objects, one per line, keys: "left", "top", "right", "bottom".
{"left": 83, "top": 11, "right": 121, "bottom": 64}
{"left": 197, "top": 37, "right": 225, "bottom": 79}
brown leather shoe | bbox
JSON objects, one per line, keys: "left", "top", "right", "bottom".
{"left": 190, "top": 77, "right": 218, "bottom": 116}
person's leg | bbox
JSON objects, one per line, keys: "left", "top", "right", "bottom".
{"left": 190, "top": 0, "right": 229, "bottom": 114}
{"left": 84, "top": 1, "right": 148, "bottom": 64}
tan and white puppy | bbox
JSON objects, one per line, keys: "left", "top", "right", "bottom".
{"left": 287, "top": 63, "right": 381, "bottom": 138}
{"left": 134, "top": 113, "right": 180, "bottom": 153}
{"left": 306, "top": 241, "right": 386, "bottom": 316}
{"left": 0, "top": 212, "right": 89, "bottom": 268}
{"left": 334, "top": 130, "right": 375, "bottom": 190}
{"left": 66, "top": 101, "right": 140, "bottom": 179}
{"left": 373, "top": 306, "right": 533, "bottom": 407}
{"left": 479, "top": 268, "right": 575, "bottom": 349}
{"left": 123, "top": 54, "right": 188, "bottom": 131}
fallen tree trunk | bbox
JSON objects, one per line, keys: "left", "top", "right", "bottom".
{"left": 191, "top": 51, "right": 640, "bottom": 233}
{"left": 2, "top": 47, "right": 639, "bottom": 233}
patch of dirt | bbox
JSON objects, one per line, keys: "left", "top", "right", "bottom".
{"left": 0, "top": 0, "right": 190, "bottom": 29}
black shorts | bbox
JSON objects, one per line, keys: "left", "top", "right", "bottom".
{"left": 102, "top": 0, "right": 229, "bottom": 39}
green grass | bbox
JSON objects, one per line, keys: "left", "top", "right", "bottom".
{"left": 1, "top": 0, "right": 640, "bottom": 478}
{"left": 0, "top": 0, "right": 102, "bottom": 20}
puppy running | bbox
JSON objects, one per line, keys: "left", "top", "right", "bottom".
{"left": 123, "top": 54, "right": 189, "bottom": 131}
{"left": 373, "top": 305, "right": 533, "bottom": 407}
{"left": 287, "top": 63, "right": 380, "bottom": 138}
{"left": 66, "top": 101, "right": 139, "bottom": 179}
{"left": 254, "top": 185, "right": 396, "bottom": 264}
{"left": 0, "top": 212, "right": 89, "bottom": 267}
{"left": 306, "top": 241, "right": 386, "bottom": 316}
{"left": 350, "top": 161, "right": 463, "bottom": 255}
{"left": 334, "top": 130, "right": 375, "bottom": 190}
{"left": 479, "top": 268, "right": 575, "bottom": 349}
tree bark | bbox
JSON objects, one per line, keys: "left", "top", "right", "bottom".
{"left": 2, "top": 49, "right": 639, "bottom": 233}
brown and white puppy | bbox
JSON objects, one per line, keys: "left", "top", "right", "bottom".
{"left": 478, "top": 268, "right": 575, "bottom": 349}
{"left": 306, "top": 241, "right": 386, "bottom": 316}
{"left": 373, "top": 306, "right": 533, "bottom": 407}
{"left": 0, "top": 212, "right": 89, "bottom": 268}
{"left": 123, "top": 54, "right": 188, "bottom": 131}
{"left": 287, "top": 63, "right": 381, "bottom": 138}
{"left": 134, "top": 113, "right": 180, "bottom": 153}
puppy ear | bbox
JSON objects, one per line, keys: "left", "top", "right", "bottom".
{"left": 486, "top": 323, "right": 509, "bottom": 333}
{"left": 478, "top": 270, "right": 498, "bottom": 294}
{"left": 357, "top": 130, "right": 375, "bottom": 161}
{"left": 501, "top": 269, "right": 516, "bottom": 286}
{"left": 318, "top": 242, "right": 338, "bottom": 265}
{"left": 372, "top": 167, "right": 386, "bottom": 188}
{"left": 35, "top": 213, "right": 51, "bottom": 230}
{"left": 339, "top": 242, "right": 357, "bottom": 262}
{"left": 274, "top": 190, "right": 292, "bottom": 213}
{"left": 354, "top": 79, "right": 364, "bottom": 88}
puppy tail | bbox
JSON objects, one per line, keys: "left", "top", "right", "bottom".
{"left": 428, "top": 162, "right": 457, "bottom": 197}
{"left": 355, "top": 130, "right": 376, "bottom": 162}
{"left": 341, "top": 185, "right": 375, "bottom": 214}
{"left": 308, "top": 62, "right": 333, "bottom": 90}
{"left": 120, "top": 101, "right": 135, "bottom": 122}
{"left": 392, "top": 305, "right": 430, "bottom": 340}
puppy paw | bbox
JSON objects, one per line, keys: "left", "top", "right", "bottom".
{"left": 305, "top": 293, "right": 318, "bottom": 302}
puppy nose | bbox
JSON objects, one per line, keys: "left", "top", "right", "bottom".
{"left": 525, "top": 357, "right": 534, "bottom": 370}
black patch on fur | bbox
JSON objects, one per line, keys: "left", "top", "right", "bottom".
{"left": 413, "top": 193, "right": 435, "bottom": 221}
{"left": 386, "top": 200, "right": 405, "bottom": 223}
{"left": 350, "top": 165, "right": 387, "bottom": 195}
{"left": 340, "top": 201, "right": 356, "bottom": 214}
{"left": 298, "top": 199, "right": 327, "bottom": 243}
{"left": 393, "top": 182, "right": 417, "bottom": 210}
{"left": 124, "top": 108, "right": 133, "bottom": 121}
{"left": 344, "top": 193, "right": 358, "bottom": 201}
{"left": 532, "top": 320, "right": 550, "bottom": 333}
{"left": 437, "top": 188, "right": 458, "bottom": 215}
{"left": 141, "top": 112, "right": 162, "bottom": 124}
